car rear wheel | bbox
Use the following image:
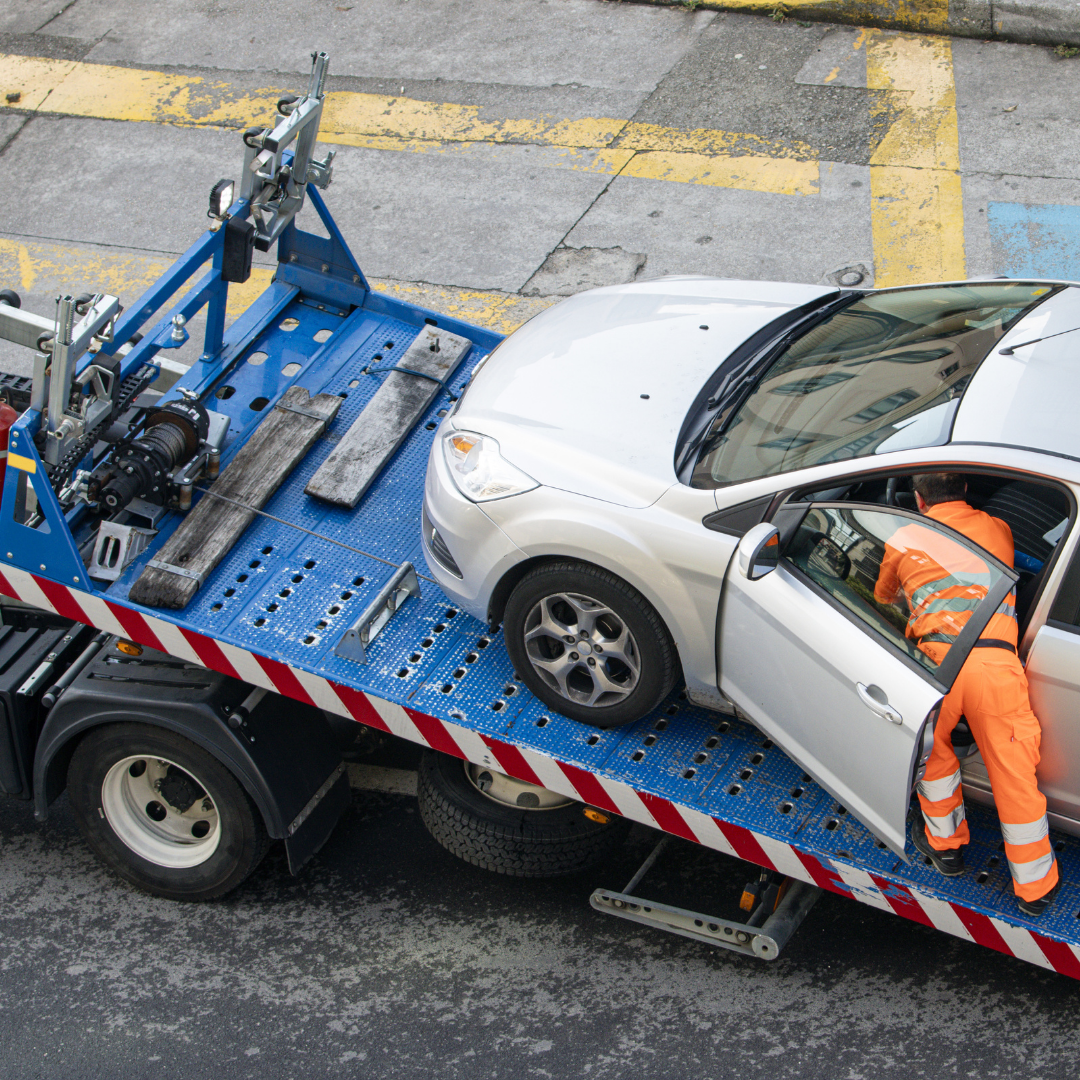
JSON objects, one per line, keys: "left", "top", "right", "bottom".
{"left": 67, "top": 723, "right": 269, "bottom": 901}
{"left": 504, "top": 562, "right": 678, "bottom": 727}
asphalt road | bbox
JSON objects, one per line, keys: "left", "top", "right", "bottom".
{"left": 2, "top": 2, "right": 1080, "bottom": 1077}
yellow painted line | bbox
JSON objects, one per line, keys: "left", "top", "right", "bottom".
{"left": 8, "top": 452, "right": 36, "bottom": 473}
{"left": 0, "top": 54, "right": 819, "bottom": 197}
{"left": 867, "top": 31, "right": 964, "bottom": 287}
{"left": 622, "top": 150, "right": 818, "bottom": 197}
{"left": 0, "top": 237, "right": 557, "bottom": 338}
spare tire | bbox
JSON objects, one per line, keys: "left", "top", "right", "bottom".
{"left": 417, "top": 749, "right": 629, "bottom": 878}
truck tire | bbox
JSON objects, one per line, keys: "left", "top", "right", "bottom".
{"left": 417, "top": 748, "right": 629, "bottom": 877}
{"left": 504, "top": 562, "right": 678, "bottom": 728}
{"left": 66, "top": 723, "right": 269, "bottom": 901}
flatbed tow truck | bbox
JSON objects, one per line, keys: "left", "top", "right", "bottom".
{"left": 0, "top": 54, "right": 1077, "bottom": 978}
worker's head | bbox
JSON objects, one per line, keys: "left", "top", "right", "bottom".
{"left": 912, "top": 472, "right": 968, "bottom": 513}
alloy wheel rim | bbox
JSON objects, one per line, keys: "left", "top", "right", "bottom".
{"left": 522, "top": 590, "right": 641, "bottom": 707}
{"left": 100, "top": 755, "right": 222, "bottom": 868}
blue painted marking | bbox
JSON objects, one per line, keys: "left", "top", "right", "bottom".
{"left": 987, "top": 202, "right": 1080, "bottom": 282}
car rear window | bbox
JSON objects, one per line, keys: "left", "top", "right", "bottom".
{"left": 691, "top": 282, "right": 1057, "bottom": 488}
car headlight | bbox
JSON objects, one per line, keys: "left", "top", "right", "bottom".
{"left": 442, "top": 431, "right": 538, "bottom": 502}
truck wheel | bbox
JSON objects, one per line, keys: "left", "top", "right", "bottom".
{"left": 67, "top": 724, "right": 269, "bottom": 901}
{"left": 417, "top": 748, "right": 629, "bottom": 877}
{"left": 504, "top": 562, "right": 678, "bottom": 728}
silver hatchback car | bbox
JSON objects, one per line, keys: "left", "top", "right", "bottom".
{"left": 422, "top": 277, "right": 1080, "bottom": 855}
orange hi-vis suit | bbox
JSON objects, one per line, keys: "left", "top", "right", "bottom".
{"left": 874, "top": 500, "right": 1058, "bottom": 903}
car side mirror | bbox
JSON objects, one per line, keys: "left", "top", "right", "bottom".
{"left": 737, "top": 522, "right": 781, "bottom": 580}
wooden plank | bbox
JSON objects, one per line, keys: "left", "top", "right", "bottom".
{"left": 129, "top": 386, "right": 344, "bottom": 609}
{"left": 305, "top": 324, "right": 471, "bottom": 508}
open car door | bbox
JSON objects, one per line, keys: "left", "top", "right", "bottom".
{"left": 718, "top": 502, "right": 1018, "bottom": 856}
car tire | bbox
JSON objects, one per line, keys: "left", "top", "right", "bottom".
{"left": 504, "top": 562, "right": 678, "bottom": 728}
{"left": 67, "top": 723, "right": 269, "bottom": 901}
{"left": 417, "top": 749, "right": 630, "bottom": 877}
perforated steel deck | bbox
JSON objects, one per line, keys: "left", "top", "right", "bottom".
{"left": 3, "top": 282, "right": 1078, "bottom": 978}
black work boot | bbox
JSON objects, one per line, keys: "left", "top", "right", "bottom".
{"left": 1018, "top": 876, "right": 1062, "bottom": 917}
{"left": 911, "top": 822, "right": 966, "bottom": 876}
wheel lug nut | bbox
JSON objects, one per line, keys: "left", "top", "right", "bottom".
{"left": 594, "top": 645, "right": 603, "bottom": 653}
{"left": 569, "top": 652, "right": 579, "bottom": 661}
{"left": 587, "top": 657, "right": 596, "bottom": 667}
{"left": 563, "top": 635, "right": 574, "bottom": 643}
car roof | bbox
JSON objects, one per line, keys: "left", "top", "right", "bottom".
{"left": 953, "top": 284, "right": 1080, "bottom": 461}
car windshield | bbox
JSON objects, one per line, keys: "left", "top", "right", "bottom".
{"left": 691, "top": 282, "right": 1057, "bottom": 488}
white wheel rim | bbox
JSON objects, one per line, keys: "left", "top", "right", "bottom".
{"left": 464, "top": 762, "right": 572, "bottom": 810}
{"left": 101, "top": 755, "right": 222, "bottom": 868}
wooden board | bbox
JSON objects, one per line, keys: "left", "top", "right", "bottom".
{"left": 304, "top": 325, "right": 471, "bottom": 508}
{"left": 129, "top": 386, "right": 344, "bottom": 609}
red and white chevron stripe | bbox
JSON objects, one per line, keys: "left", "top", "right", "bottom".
{"left": 2, "top": 563, "right": 1077, "bottom": 979}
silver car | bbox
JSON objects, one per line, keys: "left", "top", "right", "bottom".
{"left": 422, "top": 276, "right": 1080, "bottom": 855}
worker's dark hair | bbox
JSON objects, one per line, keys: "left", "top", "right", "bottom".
{"left": 912, "top": 472, "right": 967, "bottom": 506}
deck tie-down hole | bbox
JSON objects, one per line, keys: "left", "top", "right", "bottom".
{"left": 247, "top": 351, "right": 268, "bottom": 366}
{"left": 441, "top": 684, "right": 453, "bottom": 694}
{"left": 292, "top": 574, "right": 303, "bottom": 584}
{"left": 279, "top": 588, "right": 291, "bottom": 598}
{"left": 504, "top": 685, "right": 517, "bottom": 696}
{"left": 210, "top": 602, "right": 222, "bottom": 611}
{"left": 836, "top": 806, "right": 847, "bottom": 815}
{"left": 282, "top": 362, "right": 302, "bottom": 377}
{"left": 761, "top": 738, "right": 773, "bottom": 749}
{"left": 328, "top": 605, "right": 341, "bottom": 615}
{"left": 421, "top": 637, "right": 434, "bottom": 648}
{"left": 249, "top": 396, "right": 270, "bottom": 411}
{"left": 224, "top": 588, "right": 235, "bottom": 597}
{"left": 353, "top": 576, "right": 365, "bottom": 587}
{"left": 316, "top": 620, "right": 327, "bottom": 629}
{"left": 279, "top": 318, "right": 299, "bottom": 331}
{"left": 465, "top": 652, "right": 478, "bottom": 664}
{"left": 340, "top": 591, "right": 352, "bottom": 601}
{"left": 491, "top": 701, "right": 505, "bottom": 712}
{"left": 631, "top": 750, "right": 645, "bottom": 762}
{"left": 453, "top": 668, "right": 466, "bottom": 679}
{"left": 303, "top": 634, "right": 316, "bottom": 645}
{"left": 1055, "top": 840, "right": 1065, "bottom": 852}
{"left": 977, "top": 872, "right": 989, "bottom": 884}
{"left": 409, "top": 652, "right": 421, "bottom": 662}
{"left": 717, "top": 721, "right": 730, "bottom": 733}
{"left": 253, "top": 617, "right": 266, "bottom": 627}
{"left": 778, "top": 802, "right": 794, "bottom": 814}
{"left": 704, "top": 736, "right": 719, "bottom": 749}
{"left": 693, "top": 752, "right": 708, "bottom": 764}
{"left": 989, "top": 856, "right": 1000, "bottom": 866}
{"left": 215, "top": 384, "right": 235, "bottom": 399}
{"left": 653, "top": 719, "right": 667, "bottom": 732}
{"left": 425, "top": 422, "right": 437, "bottom": 431}
{"left": 249, "top": 559, "right": 261, "bottom": 569}
{"left": 446, "top": 609, "right": 457, "bottom": 619}
{"left": 261, "top": 545, "right": 273, "bottom": 555}
{"left": 586, "top": 733, "right": 599, "bottom": 744}
{"left": 728, "top": 784, "right": 742, "bottom": 796}
{"left": 314, "top": 328, "right": 333, "bottom": 343}
{"left": 682, "top": 768, "right": 696, "bottom": 780}
{"left": 237, "top": 574, "right": 248, "bottom": 583}
{"left": 304, "top": 559, "right": 316, "bottom": 569}
{"left": 750, "top": 753, "right": 764, "bottom": 765}
{"left": 643, "top": 735, "right": 657, "bottom": 747}
{"left": 790, "top": 786, "right": 804, "bottom": 798}
{"left": 825, "top": 818, "right": 840, "bottom": 831}
{"left": 537, "top": 717, "right": 550, "bottom": 728}
{"left": 266, "top": 602, "right": 279, "bottom": 612}
{"left": 876, "top": 841, "right": 887, "bottom": 849}
{"left": 802, "top": 773, "right": 813, "bottom": 784}
{"left": 450, "top": 710, "right": 464, "bottom": 721}
{"left": 397, "top": 668, "right": 408, "bottom": 678}
{"left": 477, "top": 637, "right": 491, "bottom": 649}
{"left": 739, "top": 768, "right": 754, "bottom": 781}
{"left": 434, "top": 623, "right": 446, "bottom": 633}
{"left": 666, "top": 705, "right": 679, "bottom": 716}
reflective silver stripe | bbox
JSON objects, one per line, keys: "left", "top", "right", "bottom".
{"left": 923, "top": 803, "right": 966, "bottom": 839}
{"left": 922, "top": 596, "right": 982, "bottom": 615}
{"left": 1000, "top": 817, "right": 1050, "bottom": 847}
{"left": 995, "top": 602, "right": 1017, "bottom": 619}
{"left": 910, "top": 571, "right": 991, "bottom": 609}
{"left": 1008, "top": 851, "right": 1056, "bottom": 885}
{"left": 918, "top": 768, "right": 962, "bottom": 803}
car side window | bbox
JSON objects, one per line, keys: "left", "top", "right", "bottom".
{"left": 1049, "top": 541, "right": 1080, "bottom": 630}
{"left": 784, "top": 505, "right": 1014, "bottom": 678}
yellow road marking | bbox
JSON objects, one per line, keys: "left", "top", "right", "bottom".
{"left": 867, "top": 31, "right": 965, "bottom": 286}
{"left": 0, "top": 53, "right": 819, "bottom": 197}
{"left": 0, "top": 237, "right": 556, "bottom": 337}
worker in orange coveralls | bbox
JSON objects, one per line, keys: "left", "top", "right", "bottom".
{"left": 874, "top": 472, "right": 1059, "bottom": 916}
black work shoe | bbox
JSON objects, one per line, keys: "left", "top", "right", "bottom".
{"left": 1018, "top": 876, "right": 1062, "bottom": 918}
{"left": 911, "top": 822, "right": 966, "bottom": 876}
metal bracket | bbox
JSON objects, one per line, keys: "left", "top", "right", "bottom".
{"left": 89, "top": 521, "right": 157, "bottom": 581}
{"left": 590, "top": 837, "right": 822, "bottom": 961}
{"left": 146, "top": 558, "right": 204, "bottom": 584}
{"left": 334, "top": 562, "right": 421, "bottom": 663}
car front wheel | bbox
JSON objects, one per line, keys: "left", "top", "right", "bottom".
{"left": 504, "top": 562, "right": 678, "bottom": 727}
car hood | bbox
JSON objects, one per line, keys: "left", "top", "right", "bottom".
{"left": 452, "top": 277, "right": 837, "bottom": 507}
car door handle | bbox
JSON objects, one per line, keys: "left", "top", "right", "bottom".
{"left": 856, "top": 682, "right": 904, "bottom": 725}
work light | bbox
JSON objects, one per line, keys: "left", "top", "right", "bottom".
{"left": 208, "top": 179, "right": 236, "bottom": 219}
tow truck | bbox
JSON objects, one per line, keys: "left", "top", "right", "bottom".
{"left": 0, "top": 54, "right": 1077, "bottom": 976}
